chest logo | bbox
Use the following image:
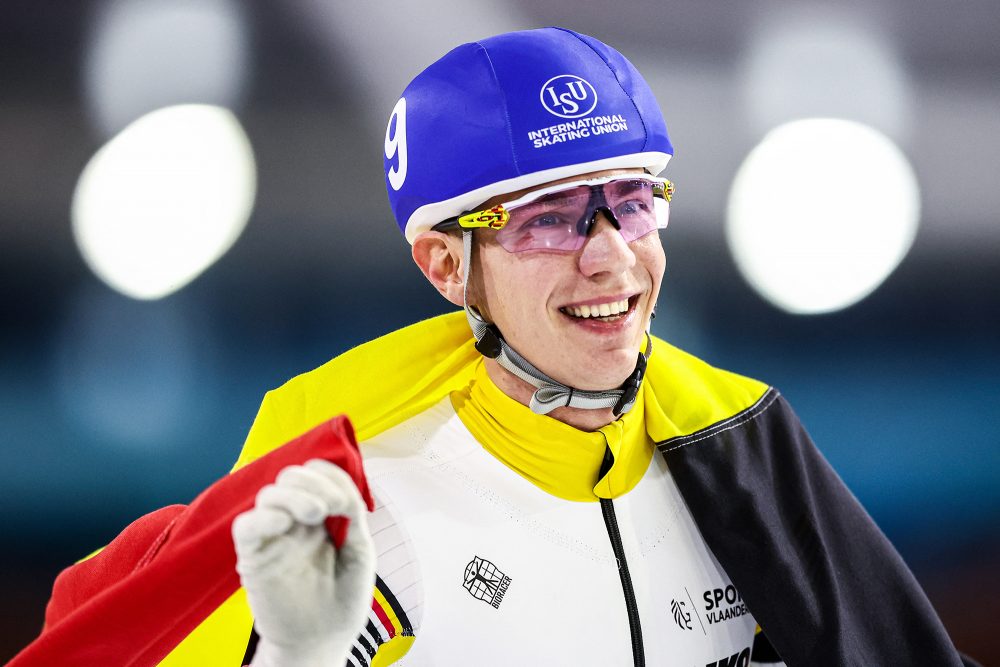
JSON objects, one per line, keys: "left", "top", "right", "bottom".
{"left": 670, "top": 599, "right": 693, "bottom": 630}
{"left": 703, "top": 584, "right": 750, "bottom": 625}
{"left": 463, "top": 556, "right": 512, "bottom": 609}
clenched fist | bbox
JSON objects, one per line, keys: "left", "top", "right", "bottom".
{"left": 232, "top": 459, "right": 375, "bottom": 666}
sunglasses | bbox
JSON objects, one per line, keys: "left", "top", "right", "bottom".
{"left": 432, "top": 175, "right": 674, "bottom": 253}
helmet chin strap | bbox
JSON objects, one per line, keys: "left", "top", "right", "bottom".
{"left": 461, "top": 230, "right": 652, "bottom": 417}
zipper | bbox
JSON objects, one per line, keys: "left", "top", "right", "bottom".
{"left": 599, "top": 448, "right": 644, "bottom": 667}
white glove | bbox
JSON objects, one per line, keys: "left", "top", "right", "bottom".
{"left": 232, "top": 458, "right": 375, "bottom": 667}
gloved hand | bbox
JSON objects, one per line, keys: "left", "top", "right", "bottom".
{"left": 232, "top": 458, "right": 375, "bottom": 667}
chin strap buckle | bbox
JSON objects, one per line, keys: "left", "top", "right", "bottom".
{"left": 612, "top": 351, "right": 647, "bottom": 417}
{"left": 474, "top": 324, "right": 504, "bottom": 359}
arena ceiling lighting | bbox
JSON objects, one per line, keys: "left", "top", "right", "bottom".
{"left": 726, "top": 118, "right": 920, "bottom": 315}
{"left": 72, "top": 104, "right": 257, "bottom": 300}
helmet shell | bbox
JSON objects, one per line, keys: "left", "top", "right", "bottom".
{"left": 383, "top": 26, "right": 673, "bottom": 242}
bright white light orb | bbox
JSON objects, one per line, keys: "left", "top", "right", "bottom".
{"left": 72, "top": 104, "right": 256, "bottom": 300}
{"left": 726, "top": 118, "right": 920, "bottom": 315}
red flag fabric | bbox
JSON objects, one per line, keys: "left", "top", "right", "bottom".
{"left": 10, "top": 415, "right": 371, "bottom": 667}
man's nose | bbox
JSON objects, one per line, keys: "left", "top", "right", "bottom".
{"left": 577, "top": 211, "right": 636, "bottom": 277}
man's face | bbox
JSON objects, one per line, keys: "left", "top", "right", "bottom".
{"left": 472, "top": 168, "right": 666, "bottom": 391}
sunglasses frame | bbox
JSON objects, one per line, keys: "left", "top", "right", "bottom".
{"left": 432, "top": 175, "right": 675, "bottom": 247}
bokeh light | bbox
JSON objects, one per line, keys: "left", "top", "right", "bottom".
{"left": 71, "top": 104, "right": 257, "bottom": 301}
{"left": 726, "top": 118, "right": 920, "bottom": 315}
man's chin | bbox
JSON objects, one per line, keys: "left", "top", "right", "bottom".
{"left": 559, "top": 353, "right": 640, "bottom": 392}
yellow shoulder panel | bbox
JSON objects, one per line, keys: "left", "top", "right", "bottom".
{"left": 642, "top": 336, "right": 769, "bottom": 443}
{"left": 234, "top": 311, "right": 479, "bottom": 471}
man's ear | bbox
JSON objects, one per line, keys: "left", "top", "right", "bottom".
{"left": 412, "top": 231, "right": 465, "bottom": 307}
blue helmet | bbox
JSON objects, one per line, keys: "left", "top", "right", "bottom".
{"left": 383, "top": 26, "right": 674, "bottom": 242}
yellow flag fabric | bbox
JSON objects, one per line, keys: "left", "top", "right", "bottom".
{"left": 235, "top": 310, "right": 767, "bottom": 469}
{"left": 233, "top": 312, "right": 481, "bottom": 472}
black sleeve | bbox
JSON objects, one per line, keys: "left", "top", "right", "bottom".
{"left": 750, "top": 630, "right": 783, "bottom": 663}
{"left": 659, "top": 388, "right": 966, "bottom": 667}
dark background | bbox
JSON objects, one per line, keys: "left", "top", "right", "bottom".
{"left": 2, "top": 1, "right": 998, "bottom": 663}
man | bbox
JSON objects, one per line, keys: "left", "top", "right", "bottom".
{"left": 26, "top": 27, "right": 972, "bottom": 667}
{"left": 229, "top": 27, "right": 971, "bottom": 667}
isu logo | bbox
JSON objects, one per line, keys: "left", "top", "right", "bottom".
{"left": 540, "top": 74, "right": 598, "bottom": 118}
{"left": 670, "top": 599, "right": 693, "bottom": 630}
{"left": 463, "top": 556, "right": 512, "bottom": 609}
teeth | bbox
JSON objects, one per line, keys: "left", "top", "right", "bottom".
{"left": 564, "top": 298, "right": 630, "bottom": 319}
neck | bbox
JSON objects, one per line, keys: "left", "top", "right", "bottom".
{"left": 483, "top": 358, "right": 618, "bottom": 431}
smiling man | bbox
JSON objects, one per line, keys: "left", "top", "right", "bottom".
{"left": 226, "top": 26, "right": 972, "bottom": 667}
{"left": 24, "top": 26, "right": 973, "bottom": 667}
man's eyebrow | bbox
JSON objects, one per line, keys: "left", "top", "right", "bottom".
{"left": 526, "top": 187, "right": 588, "bottom": 206}
{"left": 608, "top": 179, "right": 646, "bottom": 193}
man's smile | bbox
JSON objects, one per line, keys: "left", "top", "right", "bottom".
{"left": 557, "top": 294, "right": 642, "bottom": 327}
